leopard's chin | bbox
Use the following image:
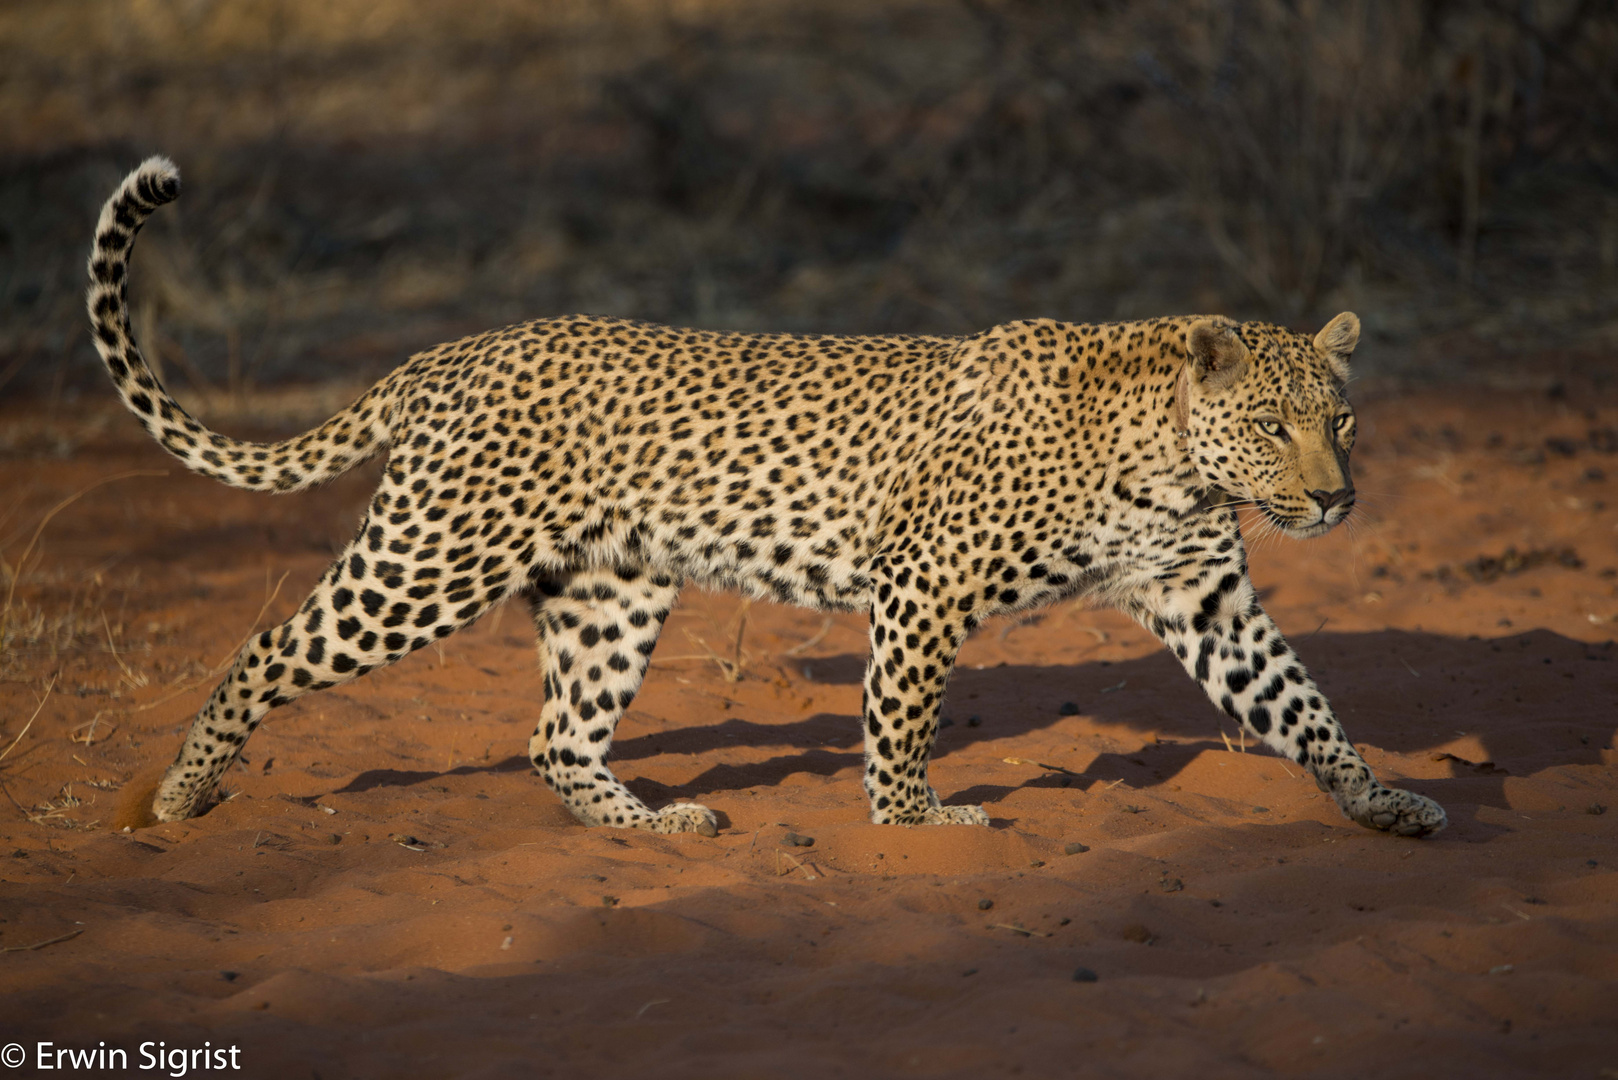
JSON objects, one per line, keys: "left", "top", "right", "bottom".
{"left": 1270, "top": 507, "right": 1349, "bottom": 540}
{"left": 1285, "top": 520, "right": 1337, "bottom": 540}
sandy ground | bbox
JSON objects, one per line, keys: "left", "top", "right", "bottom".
{"left": 1, "top": 382, "right": 1615, "bottom": 1079}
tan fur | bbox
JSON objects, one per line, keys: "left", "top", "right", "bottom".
{"left": 87, "top": 159, "right": 1444, "bottom": 838}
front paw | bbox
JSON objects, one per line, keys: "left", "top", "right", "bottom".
{"left": 1344, "top": 785, "right": 1447, "bottom": 838}
{"left": 649, "top": 801, "right": 720, "bottom": 837}
{"left": 872, "top": 803, "right": 990, "bottom": 826}
{"left": 922, "top": 804, "right": 990, "bottom": 826}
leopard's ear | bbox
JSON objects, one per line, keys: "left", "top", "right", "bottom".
{"left": 1313, "top": 311, "right": 1359, "bottom": 381}
{"left": 1185, "top": 317, "right": 1250, "bottom": 392}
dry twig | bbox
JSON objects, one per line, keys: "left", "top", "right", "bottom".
{"left": 1, "top": 471, "right": 166, "bottom": 637}
{"left": 122, "top": 569, "right": 291, "bottom": 717}
{"left": 0, "top": 673, "right": 56, "bottom": 768}
{"left": 0, "top": 928, "right": 82, "bottom": 953}
{"left": 781, "top": 617, "right": 835, "bottom": 657}
{"left": 1002, "top": 755, "right": 1083, "bottom": 778}
{"left": 990, "top": 923, "right": 1050, "bottom": 938}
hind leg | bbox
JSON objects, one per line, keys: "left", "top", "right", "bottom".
{"left": 152, "top": 501, "right": 522, "bottom": 820}
{"left": 523, "top": 567, "right": 714, "bottom": 835}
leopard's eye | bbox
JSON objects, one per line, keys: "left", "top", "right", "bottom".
{"left": 1255, "top": 419, "right": 1286, "bottom": 439}
{"left": 1333, "top": 413, "right": 1353, "bottom": 431}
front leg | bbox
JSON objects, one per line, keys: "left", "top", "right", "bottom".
{"left": 861, "top": 569, "right": 989, "bottom": 826}
{"left": 1129, "top": 560, "right": 1446, "bottom": 838}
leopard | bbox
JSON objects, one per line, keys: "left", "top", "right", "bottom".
{"left": 86, "top": 156, "right": 1446, "bottom": 839}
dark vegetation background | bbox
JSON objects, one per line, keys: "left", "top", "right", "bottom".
{"left": 3, "top": 0, "right": 1616, "bottom": 402}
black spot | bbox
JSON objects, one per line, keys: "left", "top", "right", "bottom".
{"left": 1194, "top": 638, "right": 1214, "bottom": 682}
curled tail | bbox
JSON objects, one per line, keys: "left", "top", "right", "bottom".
{"left": 86, "top": 157, "right": 396, "bottom": 492}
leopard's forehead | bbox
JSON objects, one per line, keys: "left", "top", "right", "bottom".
{"left": 1233, "top": 321, "right": 1345, "bottom": 417}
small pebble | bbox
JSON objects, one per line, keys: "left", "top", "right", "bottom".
{"left": 1252, "top": 806, "right": 1270, "bottom": 814}
{"left": 1588, "top": 804, "right": 1607, "bottom": 816}
{"left": 1159, "top": 877, "right": 1184, "bottom": 893}
{"left": 601, "top": 895, "right": 620, "bottom": 908}
{"left": 1028, "top": 860, "right": 1045, "bottom": 868}
{"left": 967, "top": 715, "right": 982, "bottom": 727}
{"left": 220, "top": 971, "right": 239, "bottom": 983}
{"left": 977, "top": 898, "right": 994, "bottom": 911}
{"left": 1063, "top": 842, "right": 1090, "bottom": 855}
{"left": 1121, "top": 923, "right": 1153, "bottom": 944}
{"left": 1071, "top": 967, "right": 1099, "bottom": 983}
{"left": 962, "top": 968, "right": 978, "bottom": 977}
{"left": 782, "top": 832, "right": 815, "bottom": 848}
{"left": 1059, "top": 702, "right": 1081, "bottom": 716}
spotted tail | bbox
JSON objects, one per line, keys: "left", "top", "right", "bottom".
{"left": 86, "top": 157, "right": 396, "bottom": 493}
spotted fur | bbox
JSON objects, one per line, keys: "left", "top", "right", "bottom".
{"left": 87, "top": 157, "right": 1445, "bottom": 838}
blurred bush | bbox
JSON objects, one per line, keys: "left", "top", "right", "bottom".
{"left": 1, "top": 0, "right": 1614, "bottom": 397}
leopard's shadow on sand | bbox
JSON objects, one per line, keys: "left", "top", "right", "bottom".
{"left": 607, "top": 627, "right": 1613, "bottom": 832}
{"left": 314, "top": 627, "right": 1608, "bottom": 836}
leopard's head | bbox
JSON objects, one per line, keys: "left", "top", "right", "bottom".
{"left": 1179, "top": 312, "right": 1360, "bottom": 540}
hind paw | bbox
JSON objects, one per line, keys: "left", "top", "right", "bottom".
{"left": 151, "top": 767, "right": 216, "bottom": 823}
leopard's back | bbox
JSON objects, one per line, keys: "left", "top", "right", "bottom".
{"left": 383, "top": 314, "right": 963, "bottom": 608}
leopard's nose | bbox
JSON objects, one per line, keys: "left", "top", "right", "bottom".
{"left": 1307, "top": 487, "right": 1354, "bottom": 511}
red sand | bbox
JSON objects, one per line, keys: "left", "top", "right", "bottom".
{"left": 1, "top": 384, "right": 1615, "bottom": 1078}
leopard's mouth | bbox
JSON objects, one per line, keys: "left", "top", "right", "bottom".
{"left": 1264, "top": 503, "right": 1350, "bottom": 540}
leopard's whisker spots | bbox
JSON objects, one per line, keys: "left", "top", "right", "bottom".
{"left": 84, "top": 160, "right": 1444, "bottom": 842}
